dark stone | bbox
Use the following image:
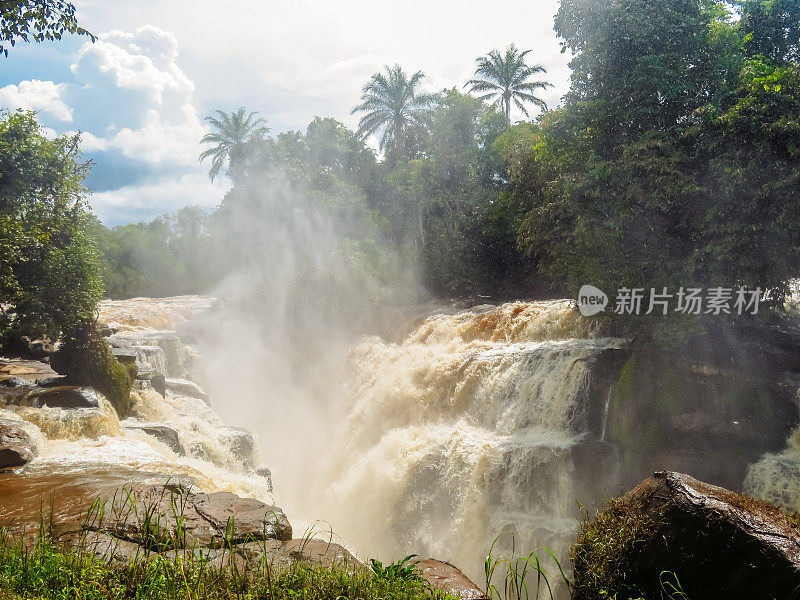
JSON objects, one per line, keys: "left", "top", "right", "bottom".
{"left": 123, "top": 423, "right": 185, "bottom": 455}
{"left": 576, "top": 471, "right": 800, "bottom": 600}
{"left": 35, "top": 376, "right": 66, "bottom": 388}
{"left": 0, "top": 377, "right": 32, "bottom": 388}
{"left": 416, "top": 559, "right": 488, "bottom": 600}
{"left": 0, "top": 419, "right": 37, "bottom": 468}
{"left": 25, "top": 386, "right": 101, "bottom": 409}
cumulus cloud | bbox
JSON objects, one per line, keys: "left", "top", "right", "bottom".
{"left": 69, "top": 25, "right": 206, "bottom": 168}
{"left": 0, "top": 79, "right": 73, "bottom": 121}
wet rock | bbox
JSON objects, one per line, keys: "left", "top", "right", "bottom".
{"left": 25, "top": 386, "right": 101, "bottom": 409}
{"left": 219, "top": 426, "right": 257, "bottom": 467}
{"left": 123, "top": 422, "right": 185, "bottom": 455}
{"left": 165, "top": 378, "right": 209, "bottom": 403}
{"left": 111, "top": 348, "right": 138, "bottom": 365}
{"left": 151, "top": 375, "right": 166, "bottom": 397}
{"left": 416, "top": 559, "right": 487, "bottom": 600}
{"left": 98, "top": 323, "right": 118, "bottom": 337}
{"left": 572, "top": 471, "right": 800, "bottom": 600}
{"left": 256, "top": 467, "right": 273, "bottom": 493}
{"left": 35, "top": 376, "right": 66, "bottom": 388}
{"left": 0, "top": 418, "right": 38, "bottom": 468}
{"left": 0, "top": 376, "right": 32, "bottom": 388}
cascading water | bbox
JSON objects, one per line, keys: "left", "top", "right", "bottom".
{"left": 308, "top": 300, "right": 627, "bottom": 582}
{"left": 0, "top": 296, "right": 272, "bottom": 530}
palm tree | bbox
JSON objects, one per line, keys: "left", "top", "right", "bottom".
{"left": 352, "top": 64, "right": 434, "bottom": 159}
{"left": 466, "top": 44, "right": 552, "bottom": 124}
{"left": 199, "top": 107, "right": 269, "bottom": 183}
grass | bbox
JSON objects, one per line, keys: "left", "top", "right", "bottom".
{"left": 0, "top": 486, "right": 458, "bottom": 600}
{"left": 0, "top": 529, "right": 459, "bottom": 600}
{"left": 483, "top": 534, "right": 569, "bottom": 600}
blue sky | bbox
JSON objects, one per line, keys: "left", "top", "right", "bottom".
{"left": 0, "top": 0, "right": 570, "bottom": 226}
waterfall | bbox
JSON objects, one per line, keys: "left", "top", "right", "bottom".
{"left": 313, "top": 301, "right": 626, "bottom": 581}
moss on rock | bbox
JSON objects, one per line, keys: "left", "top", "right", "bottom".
{"left": 51, "top": 322, "right": 133, "bottom": 417}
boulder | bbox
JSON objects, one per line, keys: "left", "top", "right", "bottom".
{"left": 34, "top": 376, "right": 66, "bottom": 388}
{"left": 415, "top": 559, "right": 487, "bottom": 600}
{"left": 571, "top": 471, "right": 800, "bottom": 600}
{"left": 111, "top": 348, "right": 138, "bottom": 366}
{"left": 93, "top": 485, "right": 292, "bottom": 550}
{"left": 25, "top": 386, "right": 101, "bottom": 409}
{"left": 165, "top": 378, "right": 209, "bottom": 403}
{"left": 123, "top": 422, "right": 185, "bottom": 455}
{"left": 0, "top": 418, "right": 38, "bottom": 468}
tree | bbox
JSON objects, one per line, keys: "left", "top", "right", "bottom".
{"left": 199, "top": 107, "right": 269, "bottom": 184}
{"left": 352, "top": 64, "right": 434, "bottom": 160}
{"left": 466, "top": 44, "right": 552, "bottom": 124}
{"left": 0, "top": 110, "right": 132, "bottom": 413}
{"left": 0, "top": 0, "right": 94, "bottom": 57}
{"left": 738, "top": 0, "right": 800, "bottom": 63}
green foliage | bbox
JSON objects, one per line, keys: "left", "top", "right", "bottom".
{"left": 484, "top": 535, "right": 569, "bottom": 600}
{"left": 500, "top": 0, "right": 800, "bottom": 305}
{"left": 571, "top": 497, "right": 665, "bottom": 600}
{"left": 92, "top": 207, "right": 215, "bottom": 299}
{"left": 51, "top": 323, "right": 133, "bottom": 416}
{"left": 0, "top": 110, "right": 103, "bottom": 344}
{"left": 369, "top": 555, "right": 424, "bottom": 582}
{"left": 0, "top": 0, "right": 94, "bottom": 57}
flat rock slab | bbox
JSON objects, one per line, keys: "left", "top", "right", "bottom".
{"left": 416, "top": 559, "right": 488, "bottom": 600}
{"left": 92, "top": 484, "right": 291, "bottom": 550}
{"left": 122, "top": 422, "right": 185, "bottom": 455}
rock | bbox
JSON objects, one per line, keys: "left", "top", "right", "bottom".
{"left": 35, "top": 376, "right": 66, "bottom": 388}
{"left": 151, "top": 375, "right": 166, "bottom": 397}
{"left": 25, "top": 386, "right": 101, "bottom": 409}
{"left": 123, "top": 422, "right": 185, "bottom": 455}
{"left": 194, "top": 491, "right": 291, "bottom": 543}
{"left": 415, "top": 559, "right": 487, "bottom": 600}
{"left": 572, "top": 471, "right": 800, "bottom": 600}
{"left": 256, "top": 467, "right": 273, "bottom": 493}
{"left": 0, "top": 418, "right": 38, "bottom": 468}
{"left": 93, "top": 485, "right": 292, "bottom": 550}
{"left": 111, "top": 348, "right": 138, "bottom": 365}
{"left": 0, "top": 376, "right": 32, "bottom": 388}
{"left": 219, "top": 426, "right": 257, "bottom": 467}
{"left": 98, "top": 323, "right": 118, "bottom": 337}
{"left": 165, "top": 378, "right": 209, "bottom": 402}
{"left": 235, "top": 538, "right": 361, "bottom": 570}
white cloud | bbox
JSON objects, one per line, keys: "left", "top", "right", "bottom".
{"left": 70, "top": 25, "right": 205, "bottom": 167}
{"left": 89, "top": 170, "right": 226, "bottom": 225}
{"left": 0, "top": 79, "right": 73, "bottom": 122}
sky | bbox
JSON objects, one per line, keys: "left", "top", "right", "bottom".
{"left": 0, "top": 0, "right": 571, "bottom": 226}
